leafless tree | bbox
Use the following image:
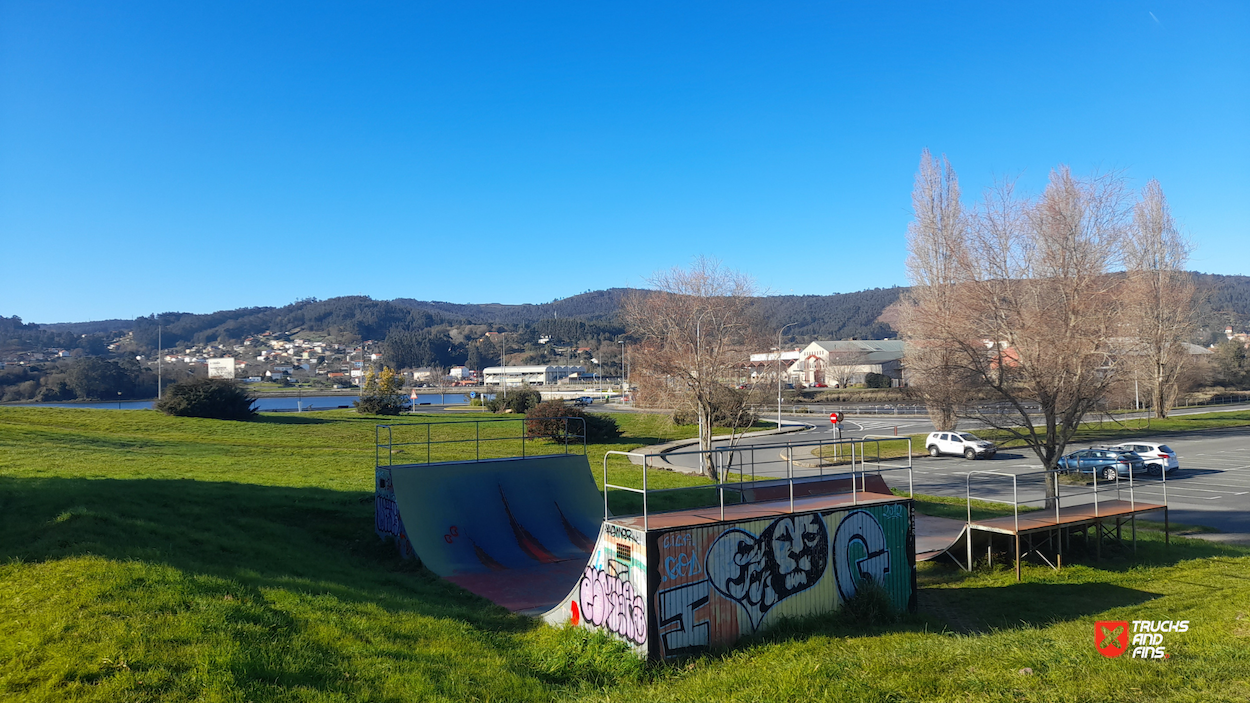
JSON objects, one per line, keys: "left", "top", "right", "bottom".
{"left": 1122, "top": 180, "right": 1196, "bottom": 418}
{"left": 623, "top": 257, "right": 764, "bottom": 479}
{"left": 900, "top": 149, "right": 968, "bottom": 431}
{"left": 901, "top": 154, "right": 1134, "bottom": 505}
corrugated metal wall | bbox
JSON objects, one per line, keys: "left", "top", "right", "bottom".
{"left": 648, "top": 499, "right": 915, "bottom": 659}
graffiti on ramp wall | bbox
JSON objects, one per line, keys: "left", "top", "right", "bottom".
{"left": 704, "top": 514, "right": 829, "bottom": 629}
{"left": 569, "top": 523, "right": 648, "bottom": 648}
{"left": 654, "top": 504, "right": 911, "bottom": 658}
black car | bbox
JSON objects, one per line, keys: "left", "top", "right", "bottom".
{"left": 1056, "top": 448, "right": 1148, "bottom": 481}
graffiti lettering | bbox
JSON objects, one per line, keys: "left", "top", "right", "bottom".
{"left": 833, "top": 510, "right": 891, "bottom": 603}
{"left": 880, "top": 504, "right": 908, "bottom": 520}
{"left": 578, "top": 566, "right": 647, "bottom": 645}
{"left": 661, "top": 551, "right": 701, "bottom": 582}
{"left": 604, "top": 525, "right": 640, "bottom": 544}
{"left": 705, "top": 513, "right": 829, "bottom": 629}
{"left": 657, "top": 581, "right": 710, "bottom": 656}
{"left": 661, "top": 532, "right": 694, "bottom": 549}
{"left": 375, "top": 496, "right": 401, "bottom": 537}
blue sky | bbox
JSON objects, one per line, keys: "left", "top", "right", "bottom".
{"left": 2, "top": 2, "right": 1247, "bottom": 323}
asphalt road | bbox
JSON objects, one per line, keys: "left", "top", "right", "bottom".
{"left": 658, "top": 405, "right": 1250, "bottom": 537}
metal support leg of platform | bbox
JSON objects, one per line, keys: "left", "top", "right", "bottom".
{"left": 1096, "top": 520, "right": 1101, "bottom": 561}
{"left": 1014, "top": 534, "right": 1021, "bottom": 582}
{"left": 1165, "top": 506, "right": 1170, "bottom": 546}
{"left": 1132, "top": 515, "right": 1137, "bottom": 554}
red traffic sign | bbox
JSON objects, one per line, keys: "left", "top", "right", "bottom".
{"left": 829, "top": 412, "right": 842, "bottom": 424}
{"left": 410, "top": 390, "right": 418, "bottom": 400}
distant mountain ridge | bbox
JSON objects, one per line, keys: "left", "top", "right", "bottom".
{"left": 22, "top": 272, "right": 1250, "bottom": 349}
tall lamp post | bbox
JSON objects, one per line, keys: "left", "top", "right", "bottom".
{"left": 776, "top": 323, "right": 797, "bottom": 427}
{"left": 616, "top": 337, "right": 627, "bottom": 401}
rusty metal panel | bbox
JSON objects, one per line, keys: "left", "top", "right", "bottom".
{"left": 648, "top": 499, "right": 915, "bottom": 659}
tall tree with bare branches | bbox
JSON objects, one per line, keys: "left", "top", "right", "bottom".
{"left": 1122, "top": 180, "right": 1196, "bottom": 419}
{"left": 900, "top": 149, "right": 967, "bottom": 431}
{"left": 623, "top": 258, "right": 762, "bottom": 479}
{"left": 901, "top": 155, "right": 1134, "bottom": 505}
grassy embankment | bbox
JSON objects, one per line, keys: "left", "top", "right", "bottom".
{"left": 2, "top": 407, "right": 1249, "bottom": 702}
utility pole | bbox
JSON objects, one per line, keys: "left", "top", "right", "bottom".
{"left": 157, "top": 324, "right": 162, "bottom": 400}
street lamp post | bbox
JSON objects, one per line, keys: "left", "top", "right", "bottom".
{"left": 616, "top": 337, "right": 626, "bottom": 401}
{"left": 777, "top": 323, "right": 797, "bottom": 427}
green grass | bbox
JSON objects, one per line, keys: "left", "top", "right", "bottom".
{"left": 2, "top": 407, "right": 1250, "bottom": 702}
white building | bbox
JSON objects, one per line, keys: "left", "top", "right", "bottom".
{"left": 483, "top": 365, "right": 585, "bottom": 387}
{"left": 787, "top": 340, "right": 906, "bottom": 387}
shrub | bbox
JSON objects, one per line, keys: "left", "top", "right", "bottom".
{"left": 354, "top": 367, "right": 406, "bottom": 415}
{"left": 155, "top": 378, "right": 257, "bottom": 420}
{"left": 865, "top": 372, "right": 893, "bottom": 389}
{"left": 526, "top": 400, "right": 623, "bottom": 442}
{"left": 839, "top": 575, "right": 896, "bottom": 627}
{"left": 672, "top": 384, "right": 758, "bottom": 429}
{"left": 485, "top": 387, "right": 542, "bottom": 414}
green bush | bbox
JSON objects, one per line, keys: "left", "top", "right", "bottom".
{"left": 525, "top": 400, "right": 623, "bottom": 442}
{"left": 154, "top": 378, "right": 257, "bottom": 420}
{"left": 485, "top": 387, "right": 542, "bottom": 414}
{"left": 839, "top": 575, "right": 896, "bottom": 627}
{"left": 864, "top": 372, "right": 893, "bottom": 389}
{"left": 672, "top": 384, "right": 758, "bottom": 429}
{"left": 354, "top": 367, "right": 406, "bottom": 415}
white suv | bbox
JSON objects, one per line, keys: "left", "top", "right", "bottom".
{"left": 925, "top": 431, "right": 997, "bottom": 460}
{"left": 1108, "top": 442, "right": 1179, "bottom": 474}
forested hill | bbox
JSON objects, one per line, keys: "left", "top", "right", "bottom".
{"left": 394, "top": 287, "right": 904, "bottom": 340}
{"left": 393, "top": 288, "right": 632, "bottom": 324}
{"left": 11, "top": 272, "right": 1250, "bottom": 352}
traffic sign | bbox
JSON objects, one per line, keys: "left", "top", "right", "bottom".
{"left": 410, "top": 390, "right": 418, "bottom": 400}
{"left": 829, "top": 412, "right": 842, "bottom": 424}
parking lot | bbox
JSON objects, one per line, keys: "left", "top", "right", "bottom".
{"left": 879, "top": 427, "right": 1250, "bottom": 538}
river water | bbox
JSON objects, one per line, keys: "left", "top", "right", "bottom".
{"left": 8, "top": 393, "right": 481, "bottom": 411}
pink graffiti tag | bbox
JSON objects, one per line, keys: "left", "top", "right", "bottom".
{"left": 578, "top": 566, "right": 647, "bottom": 646}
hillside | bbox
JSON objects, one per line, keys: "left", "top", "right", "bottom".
{"left": 11, "top": 272, "right": 1250, "bottom": 353}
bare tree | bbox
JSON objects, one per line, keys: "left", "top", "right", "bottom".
{"left": 1122, "top": 180, "right": 1196, "bottom": 418}
{"left": 623, "top": 257, "right": 763, "bottom": 479}
{"left": 901, "top": 155, "right": 1134, "bottom": 505}
{"left": 900, "top": 149, "right": 967, "bottom": 431}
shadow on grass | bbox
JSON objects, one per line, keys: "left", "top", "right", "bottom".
{"left": 252, "top": 414, "right": 337, "bottom": 425}
{"left": 0, "top": 476, "right": 536, "bottom": 636}
{"left": 918, "top": 581, "right": 1159, "bottom": 634}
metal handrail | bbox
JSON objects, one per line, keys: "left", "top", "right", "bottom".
{"left": 601, "top": 435, "right": 915, "bottom": 529}
{"left": 374, "top": 416, "right": 588, "bottom": 466}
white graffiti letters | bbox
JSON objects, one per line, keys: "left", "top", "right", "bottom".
{"left": 705, "top": 514, "right": 829, "bottom": 630}
{"left": 578, "top": 566, "right": 647, "bottom": 645}
{"left": 833, "top": 510, "right": 891, "bottom": 603}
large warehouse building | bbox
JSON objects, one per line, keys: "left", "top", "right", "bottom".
{"left": 482, "top": 365, "right": 586, "bottom": 387}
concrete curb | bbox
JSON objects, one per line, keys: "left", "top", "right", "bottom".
{"left": 626, "top": 421, "right": 814, "bottom": 474}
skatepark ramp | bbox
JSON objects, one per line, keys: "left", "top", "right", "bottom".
{"left": 915, "top": 468, "right": 1171, "bottom": 580}
{"left": 375, "top": 423, "right": 919, "bottom": 659}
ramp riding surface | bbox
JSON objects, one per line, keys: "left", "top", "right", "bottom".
{"left": 388, "top": 453, "right": 604, "bottom": 612}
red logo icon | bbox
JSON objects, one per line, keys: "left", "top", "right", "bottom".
{"left": 1095, "top": 621, "right": 1129, "bottom": 657}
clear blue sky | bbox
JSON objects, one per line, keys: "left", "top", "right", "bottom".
{"left": 2, "top": 2, "right": 1247, "bottom": 323}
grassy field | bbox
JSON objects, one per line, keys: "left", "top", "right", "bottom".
{"left": 2, "top": 407, "right": 1249, "bottom": 702}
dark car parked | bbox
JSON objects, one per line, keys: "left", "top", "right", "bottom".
{"left": 1056, "top": 448, "right": 1148, "bottom": 481}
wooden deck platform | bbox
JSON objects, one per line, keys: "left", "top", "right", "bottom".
{"left": 958, "top": 499, "right": 1169, "bottom": 580}
{"left": 970, "top": 499, "right": 1166, "bottom": 536}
